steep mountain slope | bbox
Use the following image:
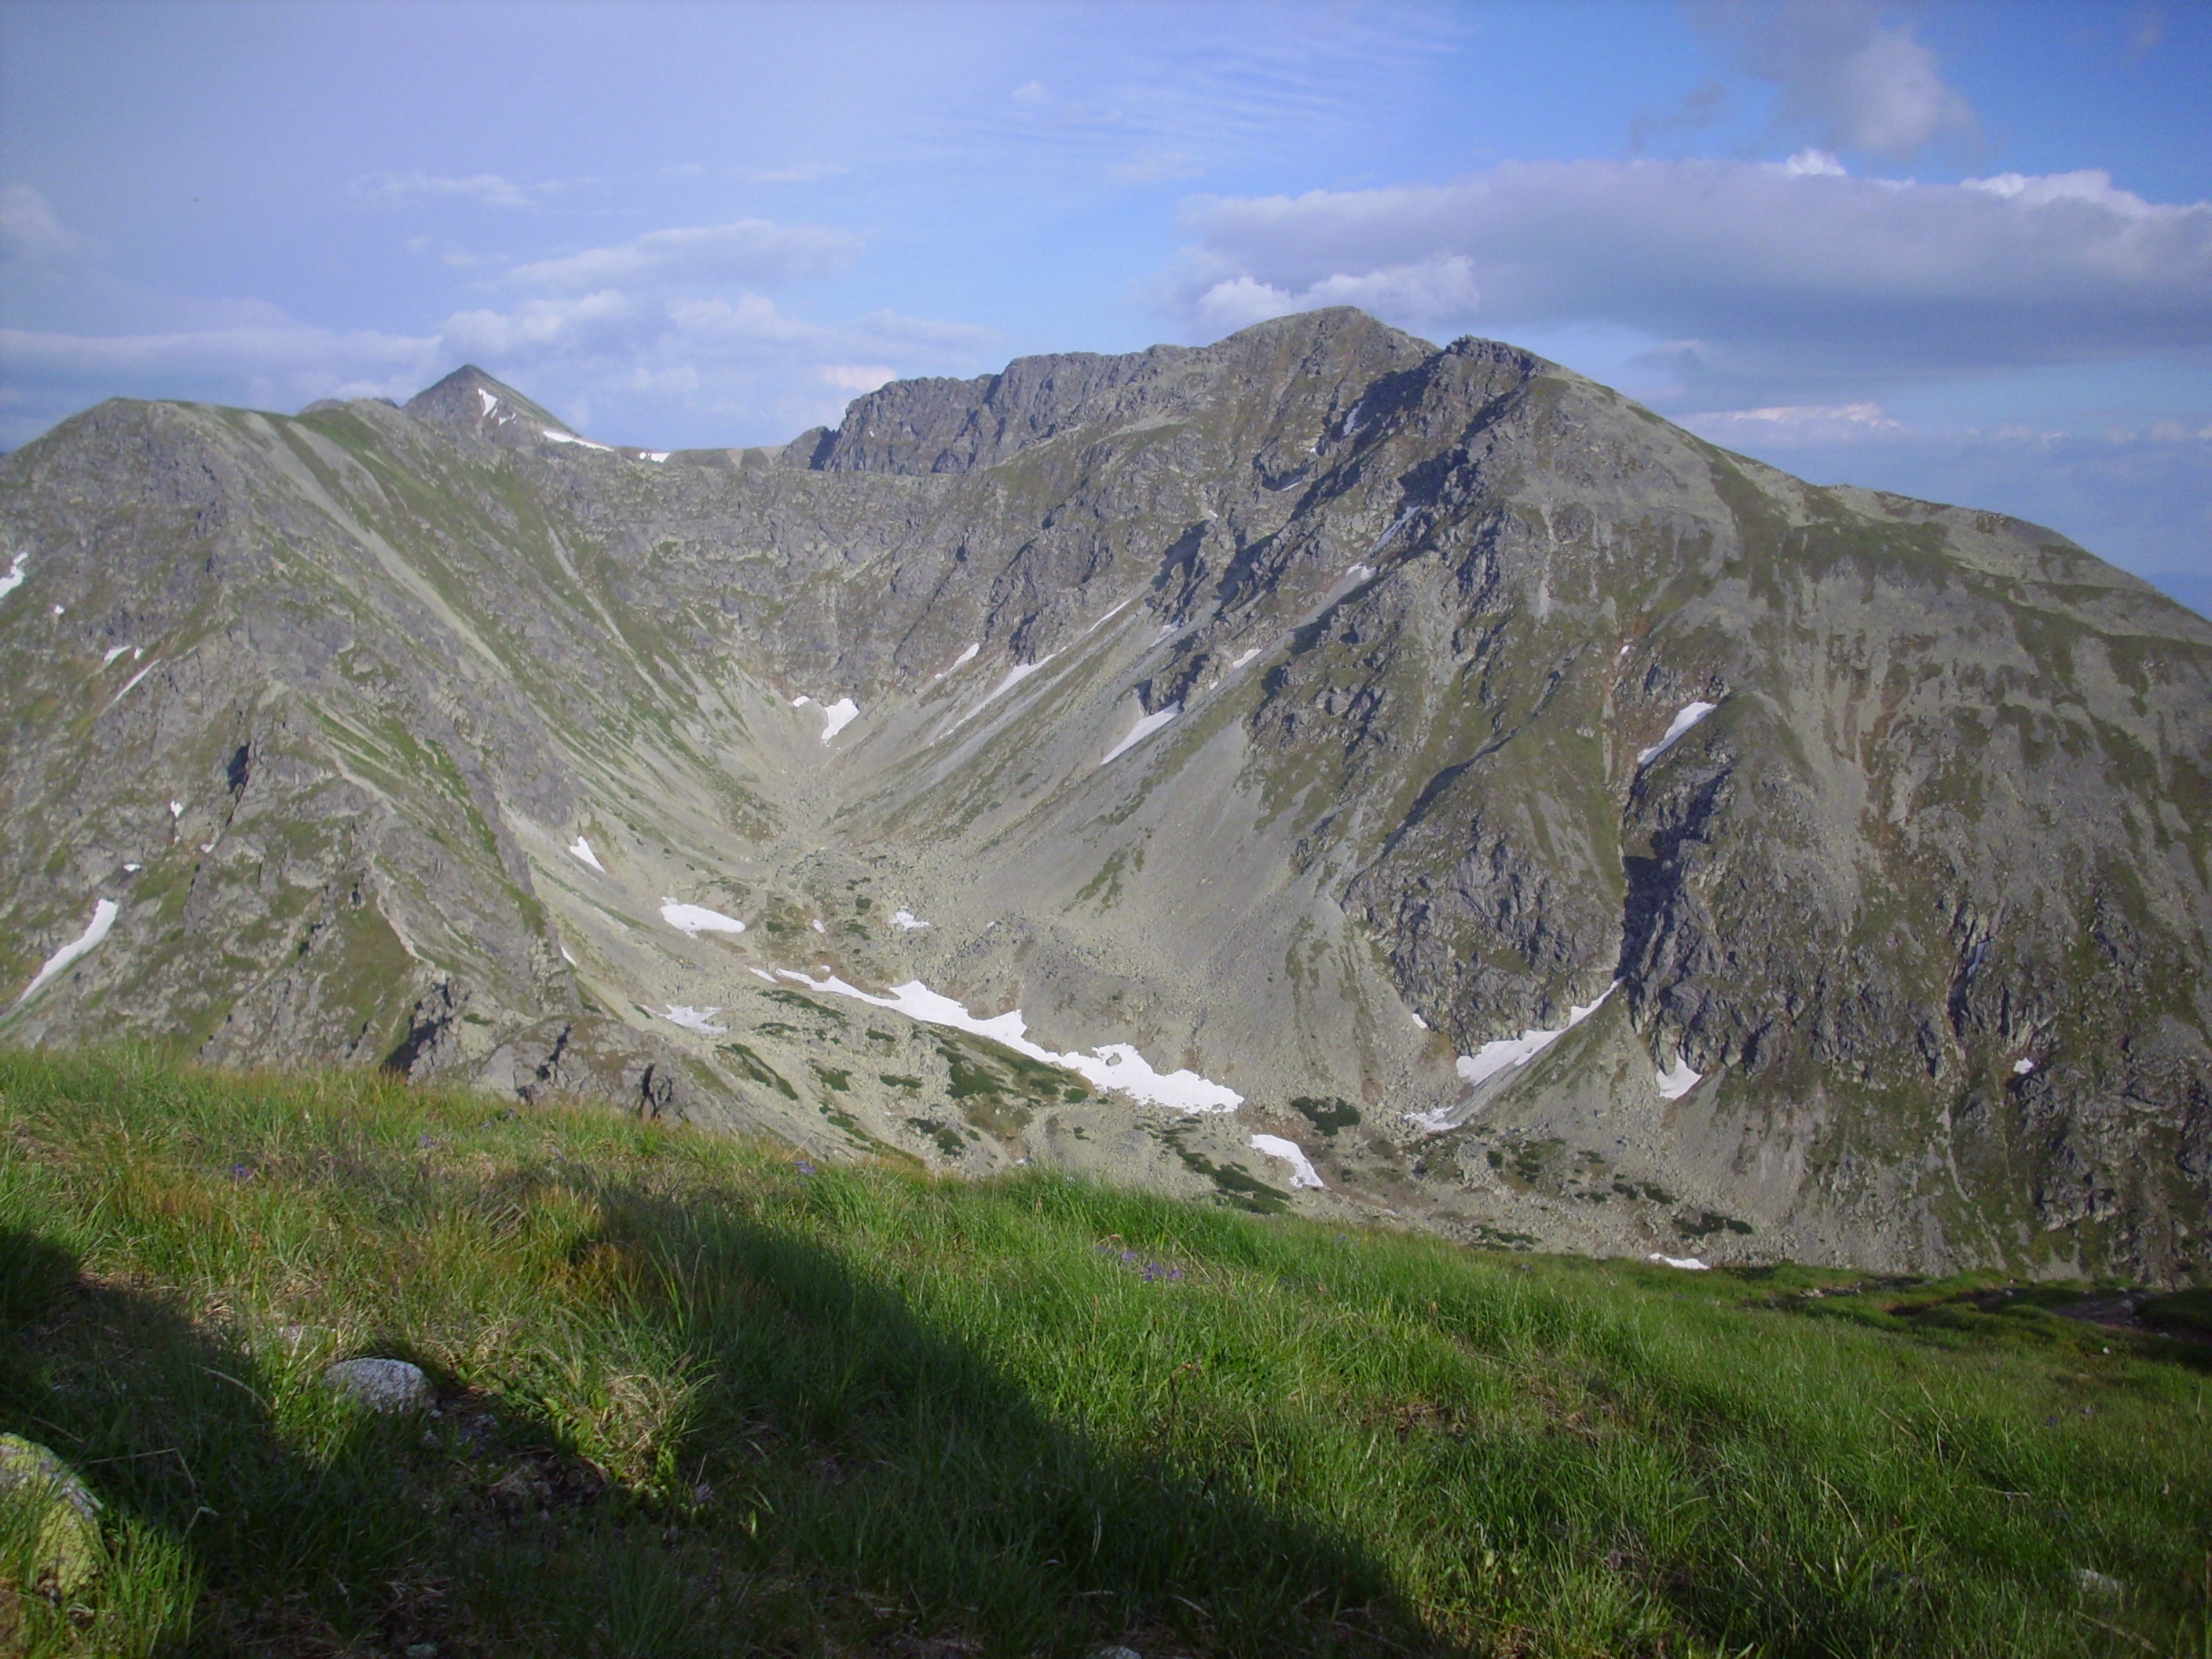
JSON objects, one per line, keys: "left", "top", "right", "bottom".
{"left": 2, "top": 310, "right": 2207, "bottom": 1282}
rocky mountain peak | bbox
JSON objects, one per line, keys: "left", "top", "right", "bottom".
{"left": 806, "top": 306, "right": 1434, "bottom": 476}
{"left": 404, "top": 364, "right": 569, "bottom": 440}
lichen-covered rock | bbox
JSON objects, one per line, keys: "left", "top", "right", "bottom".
{"left": 0, "top": 1433, "right": 101, "bottom": 1595}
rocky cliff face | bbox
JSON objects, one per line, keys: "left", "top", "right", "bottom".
{"left": 3, "top": 309, "right": 2207, "bottom": 1282}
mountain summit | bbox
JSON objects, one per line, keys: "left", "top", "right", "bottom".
{"left": 3, "top": 309, "right": 2207, "bottom": 1281}
{"left": 402, "top": 364, "right": 570, "bottom": 438}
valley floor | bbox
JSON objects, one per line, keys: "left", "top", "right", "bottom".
{"left": 1, "top": 1049, "right": 2207, "bottom": 1657}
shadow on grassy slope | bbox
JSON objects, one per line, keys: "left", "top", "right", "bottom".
{"left": 2, "top": 1226, "right": 600, "bottom": 1654}
{"left": 1, "top": 1207, "right": 1426, "bottom": 1657}
{"left": 578, "top": 1189, "right": 1423, "bottom": 1655}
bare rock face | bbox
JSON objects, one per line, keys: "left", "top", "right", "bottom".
{"left": 3, "top": 308, "right": 2207, "bottom": 1283}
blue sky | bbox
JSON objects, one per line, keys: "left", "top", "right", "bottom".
{"left": 2, "top": 1, "right": 2207, "bottom": 606}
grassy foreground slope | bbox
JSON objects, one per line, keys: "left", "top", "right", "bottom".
{"left": 1, "top": 1051, "right": 2207, "bottom": 1658}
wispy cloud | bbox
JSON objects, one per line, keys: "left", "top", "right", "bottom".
{"left": 742, "top": 162, "right": 852, "bottom": 185}
{"left": 353, "top": 171, "right": 535, "bottom": 210}
{"left": 956, "top": 5, "right": 1468, "bottom": 185}
{"left": 0, "top": 185, "right": 89, "bottom": 266}
{"left": 506, "top": 219, "right": 862, "bottom": 292}
{"left": 1164, "top": 158, "right": 2212, "bottom": 404}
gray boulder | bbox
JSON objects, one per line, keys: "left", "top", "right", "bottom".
{"left": 324, "top": 1357, "right": 434, "bottom": 1412}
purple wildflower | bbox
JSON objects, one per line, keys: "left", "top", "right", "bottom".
{"left": 795, "top": 1159, "right": 817, "bottom": 1177}
{"left": 226, "top": 1163, "right": 255, "bottom": 1181}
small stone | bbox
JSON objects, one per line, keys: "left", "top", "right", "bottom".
{"left": 0, "top": 1433, "right": 102, "bottom": 1595}
{"left": 324, "top": 1357, "right": 435, "bottom": 1413}
{"left": 2074, "top": 1567, "right": 2125, "bottom": 1599}
{"left": 1095, "top": 1647, "right": 1142, "bottom": 1659}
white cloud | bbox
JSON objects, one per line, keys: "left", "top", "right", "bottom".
{"left": 507, "top": 219, "right": 862, "bottom": 292}
{"left": 1701, "top": 0, "right": 1978, "bottom": 161}
{"left": 742, "top": 162, "right": 851, "bottom": 185}
{"left": 0, "top": 314, "right": 440, "bottom": 440}
{"left": 819, "top": 364, "right": 898, "bottom": 392}
{"left": 0, "top": 320, "right": 436, "bottom": 383}
{"left": 1191, "top": 255, "right": 1480, "bottom": 336}
{"left": 0, "top": 185, "right": 86, "bottom": 266}
{"left": 419, "top": 287, "right": 992, "bottom": 441}
{"left": 1166, "top": 159, "right": 2212, "bottom": 402}
{"left": 441, "top": 289, "right": 635, "bottom": 357}
{"left": 1778, "top": 148, "right": 1846, "bottom": 178}
{"left": 353, "top": 171, "right": 533, "bottom": 210}
{"left": 1680, "top": 401, "right": 1902, "bottom": 445}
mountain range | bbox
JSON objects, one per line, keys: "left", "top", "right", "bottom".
{"left": 3, "top": 308, "right": 2206, "bottom": 1283}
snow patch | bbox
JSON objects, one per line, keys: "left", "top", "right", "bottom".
{"left": 817, "top": 697, "right": 859, "bottom": 742}
{"left": 567, "top": 836, "right": 605, "bottom": 872}
{"left": 560, "top": 945, "right": 577, "bottom": 965}
{"left": 1346, "top": 563, "right": 1375, "bottom": 582}
{"left": 773, "top": 969, "right": 1243, "bottom": 1113}
{"left": 1086, "top": 595, "right": 1135, "bottom": 633}
{"left": 952, "top": 657, "right": 1055, "bottom": 727}
{"left": 1655, "top": 1053, "right": 1703, "bottom": 1101}
{"left": 1637, "top": 701, "right": 1719, "bottom": 768}
{"left": 1250, "top": 1133, "right": 1324, "bottom": 1189}
{"left": 0, "top": 548, "right": 30, "bottom": 602}
{"left": 1648, "top": 1254, "right": 1709, "bottom": 1271}
{"left": 540, "top": 428, "right": 613, "bottom": 452}
{"left": 661, "top": 1005, "right": 727, "bottom": 1035}
{"left": 478, "top": 388, "right": 498, "bottom": 416}
{"left": 933, "top": 642, "right": 980, "bottom": 679}
{"left": 1100, "top": 702, "right": 1180, "bottom": 766}
{"left": 1455, "top": 985, "right": 1615, "bottom": 1090}
{"left": 2013, "top": 1057, "right": 2037, "bottom": 1075}
{"left": 661, "top": 900, "right": 745, "bottom": 938}
{"left": 1230, "top": 646, "right": 1262, "bottom": 670}
{"left": 1414, "top": 985, "right": 1617, "bottom": 1131}
{"left": 641, "top": 451, "right": 670, "bottom": 463}
{"left": 102, "top": 644, "right": 131, "bottom": 667}
{"left": 810, "top": 917, "right": 826, "bottom": 934}
{"left": 1410, "top": 1013, "right": 1428, "bottom": 1030}
{"left": 1368, "top": 506, "right": 1415, "bottom": 555}
{"left": 114, "top": 659, "right": 161, "bottom": 701}
{"left": 122, "top": 862, "right": 141, "bottom": 873}
{"left": 167, "top": 800, "right": 183, "bottom": 819}
{"left": 15, "top": 899, "right": 119, "bottom": 1005}
{"left": 748, "top": 967, "right": 778, "bottom": 983}
{"left": 791, "top": 694, "right": 812, "bottom": 707}
{"left": 891, "top": 910, "right": 928, "bottom": 930}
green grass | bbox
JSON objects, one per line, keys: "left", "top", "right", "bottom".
{"left": 1, "top": 1049, "right": 2208, "bottom": 1657}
